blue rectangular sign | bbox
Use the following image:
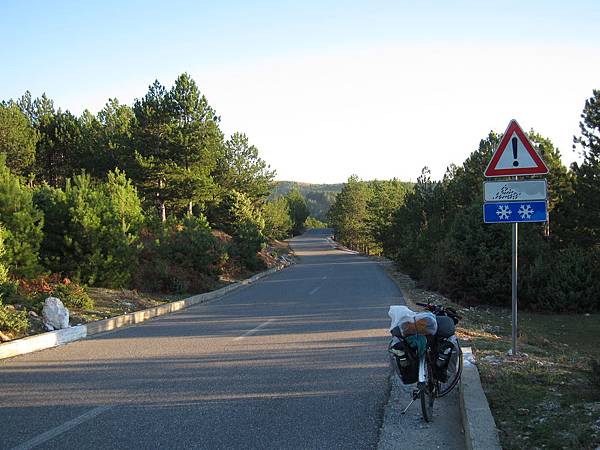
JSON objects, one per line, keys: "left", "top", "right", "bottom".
{"left": 483, "top": 201, "right": 547, "bottom": 223}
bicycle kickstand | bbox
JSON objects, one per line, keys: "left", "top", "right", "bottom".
{"left": 401, "top": 389, "right": 420, "bottom": 415}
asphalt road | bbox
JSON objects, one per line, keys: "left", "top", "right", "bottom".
{"left": 1, "top": 229, "right": 404, "bottom": 450}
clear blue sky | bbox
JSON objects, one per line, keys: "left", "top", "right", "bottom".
{"left": 2, "top": 1, "right": 599, "bottom": 182}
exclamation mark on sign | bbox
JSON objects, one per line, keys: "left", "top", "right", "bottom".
{"left": 512, "top": 137, "right": 519, "bottom": 167}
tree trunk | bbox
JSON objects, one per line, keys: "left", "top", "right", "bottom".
{"left": 159, "top": 178, "right": 166, "bottom": 222}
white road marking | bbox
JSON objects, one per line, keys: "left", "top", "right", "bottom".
{"left": 233, "top": 319, "right": 275, "bottom": 341}
{"left": 321, "top": 276, "right": 327, "bottom": 280}
{"left": 10, "top": 405, "right": 112, "bottom": 450}
{"left": 308, "top": 286, "right": 321, "bottom": 296}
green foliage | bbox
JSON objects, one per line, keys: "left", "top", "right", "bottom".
{"left": 209, "top": 190, "right": 266, "bottom": 267}
{"left": 328, "top": 177, "right": 412, "bottom": 255}
{"left": 521, "top": 246, "right": 600, "bottom": 312}
{"left": 135, "top": 214, "right": 227, "bottom": 293}
{"left": 304, "top": 216, "right": 327, "bottom": 229}
{"left": 214, "top": 132, "right": 275, "bottom": 205}
{"left": 262, "top": 197, "right": 292, "bottom": 240}
{"left": 231, "top": 219, "right": 266, "bottom": 270}
{"left": 0, "top": 101, "right": 39, "bottom": 175}
{"left": 328, "top": 175, "right": 373, "bottom": 252}
{"left": 0, "top": 225, "right": 9, "bottom": 285}
{"left": 327, "top": 113, "right": 600, "bottom": 312}
{"left": 51, "top": 281, "right": 94, "bottom": 310}
{"left": 34, "top": 170, "right": 144, "bottom": 287}
{"left": 0, "top": 299, "right": 28, "bottom": 334}
{"left": 272, "top": 181, "right": 342, "bottom": 221}
{"left": 386, "top": 125, "right": 599, "bottom": 312}
{"left": 568, "top": 89, "right": 600, "bottom": 248}
{"left": 285, "top": 188, "right": 310, "bottom": 236}
{"left": 133, "top": 74, "right": 220, "bottom": 219}
{"left": 0, "top": 154, "right": 44, "bottom": 277}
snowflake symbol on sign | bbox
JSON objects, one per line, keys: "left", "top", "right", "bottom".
{"left": 496, "top": 205, "right": 512, "bottom": 220}
{"left": 518, "top": 204, "right": 534, "bottom": 219}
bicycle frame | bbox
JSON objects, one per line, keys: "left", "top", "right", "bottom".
{"left": 418, "top": 352, "right": 427, "bottom": 383}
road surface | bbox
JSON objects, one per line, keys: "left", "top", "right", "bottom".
{"left": 1, "top": 229, "right": 404, "bottom": 449}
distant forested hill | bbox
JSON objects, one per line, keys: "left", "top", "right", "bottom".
{"left": 271, "top": 181, "right": 344, "bottom": 222}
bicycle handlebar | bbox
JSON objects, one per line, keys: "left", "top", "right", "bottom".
{"left": 415, "top": 302, "right": 461, "bottom": 324}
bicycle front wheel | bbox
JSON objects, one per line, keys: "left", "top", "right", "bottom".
{"left": 420, "top": 355, "right": 436, "bottom": 422}
{"left": 420, "top": 384, "right": 434, "bottom": 422}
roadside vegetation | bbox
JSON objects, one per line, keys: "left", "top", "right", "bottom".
{"left": 329, "top": 88, "right": 600, "bottom": 449}
{"left": 0, "top": 73, "right": 310, "bottom": 341}
{"left": 386, "top": 266, "right": 600, "bottom": 450}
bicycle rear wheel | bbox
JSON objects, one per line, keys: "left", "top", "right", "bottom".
{"left": 436, "top": 338, "right": 463, "bottom": 398}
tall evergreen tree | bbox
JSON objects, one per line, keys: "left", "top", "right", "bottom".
{"left": 0, "top": 101, "right": 39, "bottom": 175}
{"left": 133, "top": 74, "right": 222, "bottom": 220}
{"left": 570, "top": 89, "right": 600, "bottom": 247}
{"left": 214, "top": 132, "right": 275, "bottom": 205}
{"left": 0, "top": 154, "right": 43, "bottom": 277}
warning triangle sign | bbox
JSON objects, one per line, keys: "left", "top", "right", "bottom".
{"left": 484, "top": 120, "right": 549, "bottom": 177}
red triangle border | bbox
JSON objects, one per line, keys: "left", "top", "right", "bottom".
{"left": 484, "top": 120, "right": 549, "bottom": 177}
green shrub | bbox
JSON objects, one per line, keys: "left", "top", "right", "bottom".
{"left": 134, "top": 215, "right": 228, "bottom": 294}
{"left": 0, "top": 154, "right": 44, "bottom": 278}
{"left": 0, "top": 300, "right": 28, "bottom": 334}
{"left": 209, "top": 190, "right": 265, "bottom": 269}
{"left": 262, "top": 197, "right": 292, "bottom": 240}
{"left": 521, "top": 246, "right": 600, "bottom": 312}
{"left": 51, "top": 282, "right": 94, "bottom": 310}
{"left": 35, "top": 170, "right": 144, "bottom": 287}
{"left": 231, "top": 219, "right": 265, "bottom": 270}
{"left": 304, "top": 216, "right": 327, "bottom": 229}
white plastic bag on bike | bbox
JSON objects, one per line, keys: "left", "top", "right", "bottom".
{"left": 388, "top": 305, "right": 438, "bottom": 336}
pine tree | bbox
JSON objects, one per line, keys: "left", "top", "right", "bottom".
{"left": 571, "top": 89, "right": 600, "bottom": 247}
{"left": 0, "top": 154, "right": 43, "bottom": 277}
{"left": 0, "top": 101, "right": 39, "bottom": 175}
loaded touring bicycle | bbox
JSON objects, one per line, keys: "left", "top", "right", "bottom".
{"left": 388, "top": 303, "right": 463, "bottom": 422}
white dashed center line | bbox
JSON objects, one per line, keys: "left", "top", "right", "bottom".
{"left": 233, "top": 319, "right": 276, "bottom": 341}
{"left": 11, "top": 405, "right": 112, "bottom": 450}
{"left": 309, "top": 286, "right": 321, "bottom": 296}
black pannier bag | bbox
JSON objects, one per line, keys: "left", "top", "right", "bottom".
{"left": 435, "top": 316, "right": 456, "bottom": 338}
{"left": 432, "top": 338, "right": 455, "bottom": 382}
{"left": 389, "top": 337, "right": 418, "bottom": 384}
{"left": 433, "top": 316, "right": 457, "bottom": 382}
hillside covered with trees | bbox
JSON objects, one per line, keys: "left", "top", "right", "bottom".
{"left": 0, "top": 73, "right": 313, "bottom": 338}
{"left": 329, "top": 89, "right": 600, "bottom": 313}
{"left": 271, "top": 181, "right": 343, "bottom": 223}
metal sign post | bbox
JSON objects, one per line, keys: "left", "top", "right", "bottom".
{"left": 483, "top": 119, "right": 549, "bottom": 357}
{"left": 511, "top": 221, "right": 518, "bottom": 355}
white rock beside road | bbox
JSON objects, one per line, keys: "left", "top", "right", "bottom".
{"left": 42, "top": 297, "right": 69, "bottom": 330}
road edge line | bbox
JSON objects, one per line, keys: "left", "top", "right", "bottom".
{"left": 0, "top": 263, "right": 291, "bottom": 361}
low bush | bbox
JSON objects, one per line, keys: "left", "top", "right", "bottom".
{"left": 51, "top": 281, "right": 94, "bottom": 310}
{"left": 304, "top": 216, "right": 327, "bottom": 229}
{"left": 521, "top": 246, "right": 600, "bottom": 312}
{"left": 134, "top": 215, "right": 228, "bottom": 294}
{"left": 0, "top": 300, "right": 28, "bottom": 334}
{"left": 15, "top": 274, "right": 93, "bottom": 310}
{"left": 34, "top": 170, "right": 144, "bottom": 287}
